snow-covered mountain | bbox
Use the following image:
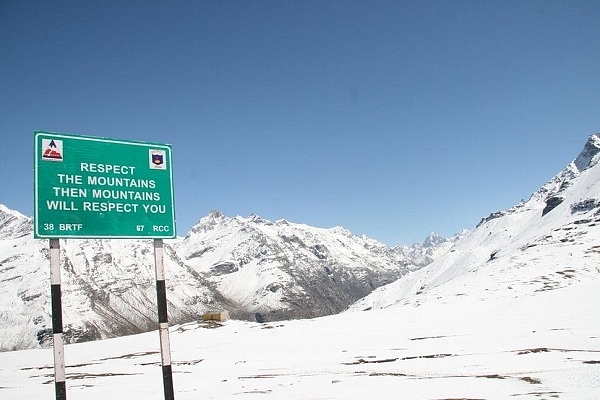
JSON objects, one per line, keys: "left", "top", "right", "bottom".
{"left": 171, "top": 211, "right": 410, "bottom": 322}
{"left": 0, "top": 207, "right": 410, "bottom": 351}
{"left": 394, "top": 231, "right": 467, "bottom": 269}
{"left": 0, "top": 204, "right": 31, "bottom": 239}
{"left": 0, "top": 232, "right": 221, "bottom": 351}
{"left": 350, "top": 133, "right": 600, "bottom": 312}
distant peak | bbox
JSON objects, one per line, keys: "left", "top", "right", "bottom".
{"left": 422, "top": 232, "right": 446, "bottom": 247}
{"left": 330, "top": 226, "right": 352, "bottom": 237}
{"left": 190, "top": 210, "right": 226, "bottom": 233}
{"left": 247, "top": 213, "right": 272, "bottom": 224}
{"left": 573, "top": 133, "right": 600, "bottom": 172}
{"left": 207, "top": 209, "right": 224, "bottom": 218}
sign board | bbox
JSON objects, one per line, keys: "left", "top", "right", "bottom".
{"left": 34, "top": 131, "right": 176, "bottom": 238}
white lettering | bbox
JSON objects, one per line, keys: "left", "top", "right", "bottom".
{"left": 143, "top": 204, "right": 166, "bottom": 214}
{"left": 56, "top": 174, "right": 83, "bottom": 184}
{"left": 52, "top": 187, "right": 87, "bottom": 197}
{"left": 91, "top": 189, "right": 160, "bottom": 201}
{"left": 82, "top": 201, "right": 139, "bottom": 213}
{"left": 80, "top": 163, "right": 136, "bottom": 175}
{"left": 87, "top": 176, "right": 155, "bottom": 188}
{"left": 59, "top": 223, "right": 83, "bottom": 231}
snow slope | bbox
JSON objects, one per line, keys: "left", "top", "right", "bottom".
{"left": 0, "top": 235, "right": 220, "bottom": 351}
{"left": 351, "top": 133, "right": 600, "bottom": 313}
{"left": 0, "top": 268, "right": 598, "bottom": 399}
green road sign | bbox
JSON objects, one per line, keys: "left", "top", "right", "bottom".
{"left": 34, "top": 131, "right": 176, "bottom": 238}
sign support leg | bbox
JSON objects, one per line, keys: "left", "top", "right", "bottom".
{"left": 154, "top": 239, "right": 175, "bottom": 400}
{"left": 50, "top": 238, "right": 66, "bottom": 400}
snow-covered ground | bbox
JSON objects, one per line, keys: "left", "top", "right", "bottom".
{"left": 1, "top": 276, "right": 598, "bottom": 399}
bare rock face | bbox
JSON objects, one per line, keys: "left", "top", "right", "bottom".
{"left": 573, "top": 133, "right": 600, "bottom": 172}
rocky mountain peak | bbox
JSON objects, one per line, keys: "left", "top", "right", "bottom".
{"left": 422, "top": 232, "right": 447, "bottom": 247}
{"left": 479, "top": 134, "right": 600, "bottom": 225}
{"left": 573, "top": 133, "right": 600, "bottom": 172}
{"left": 246, "top": 213, "right": 271, "bottom": 224}
{"left": 189, "top": 209, "right": 226, "bottom": 234}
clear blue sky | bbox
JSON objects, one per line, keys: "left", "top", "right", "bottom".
{"left": 1, "top": 0, "right": 599, "bottom": 246}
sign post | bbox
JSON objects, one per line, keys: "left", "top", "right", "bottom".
{"left": 34, "top": 131, "right": 177, "bottom": 399}
{"left": 50, "top": 238, "right": 66, "bottom": 399}
{"left": 154, "top": 239, "right": 174, "bottom": 400}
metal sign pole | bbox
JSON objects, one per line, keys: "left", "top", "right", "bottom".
{"left": 154, "top": 239, "right": 175, "bottom": 400}
{"left": 50, "top": 238, "right": 67, "bottom": 400}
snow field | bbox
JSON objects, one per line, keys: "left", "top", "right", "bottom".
{"left": 1, "top": 278, "right": 598, "bottom": 399}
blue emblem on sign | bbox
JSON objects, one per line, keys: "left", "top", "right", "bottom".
{"left": 149, "top": 149, "right": 166, "bottom": 170}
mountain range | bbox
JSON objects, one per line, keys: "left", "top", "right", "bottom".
{"left": 0, "top": 200, "right": 452, "bottom": 351}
